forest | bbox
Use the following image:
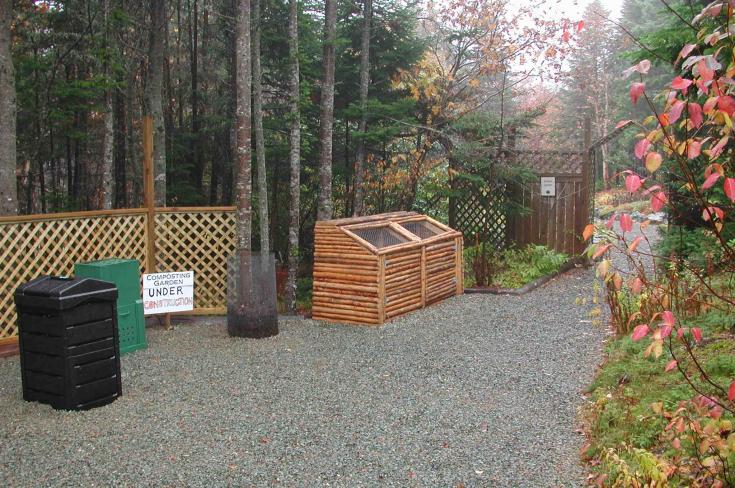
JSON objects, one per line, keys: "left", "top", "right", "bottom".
{"left": 0, "top": 0, "right": 706, "bottom": 282}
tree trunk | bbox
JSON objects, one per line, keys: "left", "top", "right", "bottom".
{"left": 145, "top": 0, "right": 167, "bottom": 206}
{"left": 352, "top": 0, "right": 371, "bottom": 217}
{"left": 285, "top": 0, "right": 301, "bottom": 314}
{"left": 316, "top": 0, "right": 336, "bottom": 221}
{"left": 235, "top": 0, "right": 252, "bottom": 250}
{"left": 0, "top": 0, "right": 17, "bottom": 215}
{"left": 101, "top": 0, "right": 114, "bottom": 209}
{"left": 252, "top": 0, "right": 269, "bottom": 253}
{"left": 189, "top": 0, "right": 203, "bottom": 195}
{"left": 114, "top": 86, "right": 127, "bottom": 208}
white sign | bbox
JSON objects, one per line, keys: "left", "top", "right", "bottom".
{"left": 142, "top": 271, "right": 194, "bottom": 315}
{"left": 540, "top": 177, "right": 556, "bottom": 196}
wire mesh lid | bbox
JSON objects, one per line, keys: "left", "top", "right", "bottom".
{"left": 398, "top": 220, "right": 446, "bottom": 239}
{"left": 351, "top": 226, "right": 410, "bottom": 249}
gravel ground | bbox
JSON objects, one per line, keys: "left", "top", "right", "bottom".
{"left": 1, "top": 268, "right": 605, "bottom": 487}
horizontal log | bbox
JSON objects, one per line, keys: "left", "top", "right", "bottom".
{"left": 314, "top": 262, "right": 376, "bottom": 273}
{"left": 386, "top": 291, "right": 422, "bottom": 308}
{"left": 386, "top": 301, "right": 423, "bottom": 318}
{"left": 314, "top": 252, "right": 376, "bottom": 262}
{"left": 385, "top": 272, "right": 421, "bottom": 287}
{"left": 312, "top": 272, "right": 377, "bottom": 284}
{"left": 312, "top": 312, "right": 380, "bottom": 326}
{"left": 312, "top": 301, "right": 378, "bottom": 314}
{"left": 312, "top": 292, "right": 378, "bottom": 307}
{"left": 312, "top": 307, "right": 378, "bottom": 320}
{"left": 313, "top": 281, "right": 379, "bottom": 294}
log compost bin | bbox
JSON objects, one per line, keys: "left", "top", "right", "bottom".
{"left": 313, "top": 211, "right": 464, "bottom": 325}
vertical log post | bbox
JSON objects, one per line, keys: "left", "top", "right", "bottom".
{"left": 378, "top": 255, "right": 386, "bottom": 324}
{"left": 143, "top": 116, "right": 171, "bottom": 329}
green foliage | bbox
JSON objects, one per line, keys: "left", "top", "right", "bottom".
{"left": 463, "top": 244, "right": 568, "bottom": 289}
{"left": 655, "top": 225, "right": 725, "bottom": 270}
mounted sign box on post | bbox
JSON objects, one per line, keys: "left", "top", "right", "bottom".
{"left": 142, "top": 271, "right": 194, "bottom": 315}
{"left": 540, "top": 177, "right": 556, "bottom": 196}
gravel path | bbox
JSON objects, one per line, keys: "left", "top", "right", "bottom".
{"left": 0, "top": 268, "right": 604, "bottom": 487}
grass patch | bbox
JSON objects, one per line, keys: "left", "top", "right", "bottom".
{"left": 584, "top": 300, "right": 735, "bottom": 484}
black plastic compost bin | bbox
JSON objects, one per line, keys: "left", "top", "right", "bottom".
{"left": 14, "top": 276, "right": 123, "bottom": 410}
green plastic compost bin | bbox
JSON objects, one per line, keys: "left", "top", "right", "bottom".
{"left": 74, "top": 258, "right": 147, "bottom": 354}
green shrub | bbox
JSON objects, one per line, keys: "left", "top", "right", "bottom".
{"left": 464, "top": 244, "right": 568, "bottom": 288}
{"left": 655, "top": 225, "right": 725, "bottom": 270}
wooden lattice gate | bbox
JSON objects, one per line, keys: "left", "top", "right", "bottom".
{"left": 508, "top": 149, "right": 592, "bottom": 255}
{"left": 449, "top": 147, "right": 593, "bottom": 256}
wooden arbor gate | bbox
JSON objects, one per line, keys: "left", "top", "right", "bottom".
{"left": 507, "top": 149, "right": 592, "bottom": 255}
{"left": 450, "top": 127, "right": 594, "bottom": 256}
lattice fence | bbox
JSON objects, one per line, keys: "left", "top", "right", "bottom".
{"left": 454, "top": 181, "right": 508, "bottom": 248}
{"left": 0, "top": 207, "right": 237, "bottom": 341}
{"left": 155, "top": 209, "right": 236, "bottom": 312}
{"left": 0, "top": 211, "right": 148, "bottom": 340}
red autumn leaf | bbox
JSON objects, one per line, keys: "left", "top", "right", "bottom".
{"left": 577, "top": 20, "right": 584, "bottom": 32}
{"left": 671, "top": 76, "right": 693, "bottom": 95}
{"left": 702, "top": 172, "right": 721, "bottom": 189}
{"left": 724, "top": 178, "right": 735, "bottom": 202}
{"left": 620, "top": 213, "right": 633, "bottom": 233}
{"left": 605, "top": 213, "right": 616, "bottom": 230}
{"left": 668, "top": 100, "right": 686, "bottom": 123}
{"left": 729, "top": 381, "right": 735, "bottom": 401}
{"left": 698, "top": 59, "right": 715, "bottom": 82}
{"left": 678, "top": 44, "right": 696, "bottom": 60}
{"left": 625, "top": 174, "right": 642, "bottom": 193}
{"left": 632, "top": 324, "right": 650, "bottom": 341}
{"left": 672, "top": 437, "right": 681, "bottom": 449}
{"left": 658, "top": 114, "right": 670, "bottom": 127}
{"left": 630, "top": 82, "right": 645, "bottom": 104}
{"left": 651, "top": 192, "right": 667, "bottom": 212}
{"left": 628, "top": 236, "right": 642, "bottom": 251}
{"left": 665, "top": 360, "right": 678, "bottom": 372}
{"left": 702, "top": 206, "right": 724, "bottom": 221}
{"left": 582, "top": 223, "right": 595, "bottom": 242}
{"left": 562, "top": 30, "right": 570, "bottom": 42}
{"left": 634, "top": 138, "right": 650, "bottom": 159}
{"left": 662, "top": 310, "right": 675, "bottom": 327}
{"left": 591, "top": 243, "right": 611, "bottom": 260}
{"left": 688, "top": 140, "right": 702, "bottom": 159}
{"left": 688, "top": 102, "right": 703, "bottom": 128}
{"left": 710, "top": 136, "right": 729, "bottom": 159}
{"left": 692, "top": 327, "right": 703, "bottom": 343}
{"left": 718, "top": 96, "right": 735, "bottom": 116}
{"left": 661, "top": 325, "right": 673, "bottom": 338}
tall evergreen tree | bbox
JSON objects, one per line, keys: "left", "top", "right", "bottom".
{"left": 0, "top": 0, "right": 16, "bottom": 215}
{"left": 285, "top": 0, "right": 301, "bottom": 313}
{"left": 317, "top": 0, "right": 337, "bottom": 221}
{"left": 235, "top": 0, "right": 252, "bottom": 250}
{"left": 145, "top": 0, "right": 167, "bottom": 206}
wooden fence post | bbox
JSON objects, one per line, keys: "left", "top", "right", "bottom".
{"left": 580, "top": 117, "right": 593, "bottom": 254}
{"left": 142, "top": 116, "right": 171, "bottom": 329}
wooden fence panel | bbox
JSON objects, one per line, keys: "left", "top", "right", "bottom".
{"left": 154, "top": 209, "right": 236, "bottom": 313}
{"left": 0, "top": 210, "right": 148, "bottom": 340}
{"left": 509, "top": 175, "right": 588, "bottom": 255}
{"left": 0, "top": 207, "right": 237, "bottom": 341}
